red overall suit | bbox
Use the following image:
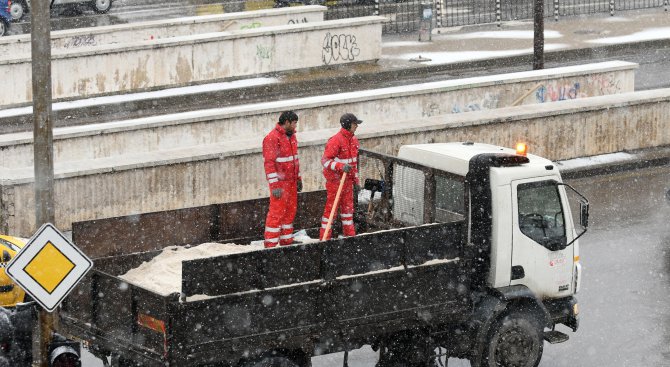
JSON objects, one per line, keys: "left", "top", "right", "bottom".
{"left": 320, "top": 128, "right": 360, "bottom": 240}
{"left": 263, "top": 124, "right": 301, "bottom": 248}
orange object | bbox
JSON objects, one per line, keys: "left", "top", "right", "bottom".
{"left": 516, "top": 142, "right": 528, "bottom": 156}
{"left": 321, "top": 173, "right": 347, "bottom": 241}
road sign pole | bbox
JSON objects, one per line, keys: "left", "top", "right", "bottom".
{"left": 31, "top": 0, "right": 55, "bottom": 362}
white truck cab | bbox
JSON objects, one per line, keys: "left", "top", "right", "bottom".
{"left": 395, "top": 141, "right": 585, "bottom": 312}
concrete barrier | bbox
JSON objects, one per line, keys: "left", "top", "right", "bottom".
{"left": 1, "top": 16, "right": 384, "bottom": 106}
{"left": 0, "top": 6, "right": 327, "bottom": 59}
{"left": 0, "top": 61, "right": 637, "bottom": 167}
{"left": 1, "top": 87, "right": 668, "bottom": 235}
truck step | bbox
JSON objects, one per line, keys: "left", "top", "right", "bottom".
{"left": 544, "top": 330, "right": 570, "bottom": 344}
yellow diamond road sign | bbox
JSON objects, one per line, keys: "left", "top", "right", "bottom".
{"left": 6, "top": 223, "right": 92, "bottom": 312}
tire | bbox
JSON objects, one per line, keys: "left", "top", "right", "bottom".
{"left": 90, "top": 0, "right": 112, "bottom": 14}
{"left": 9, "top": 1, "right": 26, "bottom": 22}
{"left": 0, "top": 20, "right": 7, "bottom": 37}
{"left": 480, "top": 311, "right": 544, "bottom": 367}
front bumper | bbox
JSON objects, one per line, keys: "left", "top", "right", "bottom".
{"left": 544, "top": 296, "right": 579, "bottom": 332}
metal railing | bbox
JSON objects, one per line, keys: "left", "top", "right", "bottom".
{"left": 251, "top": 0, "right": 665, "bottom": 33}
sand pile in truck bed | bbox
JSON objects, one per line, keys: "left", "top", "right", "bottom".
{"left": 119, "top": 242, "right": 264, "bottom": 296}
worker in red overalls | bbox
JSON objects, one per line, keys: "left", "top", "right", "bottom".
{"left": 320, "top": 113, "right": 362, "bottom": 240}
{"left": 263, "top": 111, "right": 302, "bottom": 248}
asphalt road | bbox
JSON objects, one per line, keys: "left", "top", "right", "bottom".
{"left": 81, "top": 165, "right": 670, "bottom": 366}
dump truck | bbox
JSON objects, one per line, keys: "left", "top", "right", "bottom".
{"left": 58, "top": 142, "right": 588, "bottom": 367}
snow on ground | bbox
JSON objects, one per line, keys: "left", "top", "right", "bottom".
{"left": 555, "top": 151, "right": 635, "bottom": 170}
{"left": 439, "top": 30, "right": 563, "bottom": 40}
{"left": 587, "top": 27, "right": 670, "bottom": 44}
{"left": 392, "top": 43, "right": 568, "bottom": 65}
{"left": 119, "top": 242, "right": 263, "bottom": 296}
{"left": 0, "top": 77, "right": 278, "bottom": 118}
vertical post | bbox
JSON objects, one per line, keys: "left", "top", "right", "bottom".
{"left": 374, "top": 0, "right": 379, "bottom": 16}
{"left": 609, "top": 0, "right": 614, "bottom": 16}
{"left": 532, "top": 0, "right": 544, "bottom": 70}
{"left": 495, "top": 0, "right": 501, "bottom": 27}
{"left": 435, "top": 0, "right": 442, "bottom": 28}
{"left": 554, "top": 0, "right": 559, "bottom": 21}
{"left": 31, "top": 0, "right": 55, "bottom": 365}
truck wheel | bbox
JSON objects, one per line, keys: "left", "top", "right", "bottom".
{"left": 0, "top": 20, "right": 7, "bottom": 37}
{"left": 480, "top": 311, "right": 543, "bottom": 367}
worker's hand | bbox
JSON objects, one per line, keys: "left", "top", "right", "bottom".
{"left": 271, "top": 188, "right": 283, "bottom": 198}
{"left": 342, "top": 164, "right": 352, "bottom": 173}
{"left": 297, "top": 179, "right": 303, "bottom": 193}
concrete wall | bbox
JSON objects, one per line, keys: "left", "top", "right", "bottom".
{"left": 0, "top": 6, "right": 326, "bottom": 59}
{"left": 1, "top": 88, "right": 669, "bottom": 235}
{"left": 0, "top": 61, "right": 637, "bottom": 167}
{"left": 0, "top": 16, "right": 384, "bottom": 106}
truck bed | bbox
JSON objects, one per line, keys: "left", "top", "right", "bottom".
{"left": 60, "top": 194, "right": 469, "bottom": 366}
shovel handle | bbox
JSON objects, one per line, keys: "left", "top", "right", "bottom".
{"left": 321, "top": 172, "right": 347, "bottom": 241}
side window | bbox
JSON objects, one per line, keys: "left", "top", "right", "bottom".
{"left": 517, "top": 181, "right": 566, "bottom": 249}
{"left": 435, "top": 175, "right": 465, "bottom": 223}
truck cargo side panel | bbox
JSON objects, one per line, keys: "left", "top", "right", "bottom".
{"left": 72, "top": 191, "right": 326, "bottom": 259}
{"left": 182, "top": 242, "right": 322, "bottom": 297}
{"left": 323, "top": 230, "right": 404, "bottom": 280}
{"left": 176, "top": 285, "right": 320, "bottom": 350}
{"left": 403, "top": 223, "right": 464, "bottom": 264}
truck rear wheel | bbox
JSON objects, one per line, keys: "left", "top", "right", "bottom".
{"left": 479, "top": 311, "right": 543, "bottom": 367}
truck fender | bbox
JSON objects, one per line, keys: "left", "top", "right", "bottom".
{"left": 468, "top": 286, "right": 550, "bottom": 366}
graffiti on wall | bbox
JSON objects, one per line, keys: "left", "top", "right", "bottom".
{"left": 63, "top": 35, "right": 98, "bottom": 49}
{"left": 288, "top": 17, "right": 308, "bottom": 24}
{"left": 241, "top": 21, "right": 263, "bottom": 30}
{"left": 587, "top": 74, "right": 623, "bottom": 95}
{"left": 451, "top": 92, "right": 501, "bottom": 113}
{"left": 535, "top": 82, "right": 585, "bottom": 103}
{"left": 322, "top": 33, "right": 360, "bottom": 65}
{"left": 257, "top": 45, "right": 273, "bottom": 60}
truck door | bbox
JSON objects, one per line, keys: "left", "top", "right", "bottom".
{"left": 511, "top": 178, "right": 574, "bottom": 298}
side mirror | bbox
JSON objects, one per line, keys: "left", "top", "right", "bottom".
{"left": 2, "top": 250, "right": 10, "bottom": 263}
{"left": 579, "top": 199, "right": 589, "bottom": 228}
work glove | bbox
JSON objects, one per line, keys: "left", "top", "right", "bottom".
{"left": 297, "top": 179, "right": 303, "bottom": 193}
{"left": 271, "top": 188, "right": 283, "bottom": 198}
{"left": 342, "top": 164, "right": 352, "bottom": 173}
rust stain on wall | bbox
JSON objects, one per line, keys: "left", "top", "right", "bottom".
{"left": 96, "top": 74, "right": 107, "bottom": 93}
{"left": 130, "top": 55, "right": 151, "bottom": 89}
{"left": 175, "top": 54, "right": 193, "bottom": 84}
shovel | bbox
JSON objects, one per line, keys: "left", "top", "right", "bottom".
{"left": 321, "top": 172, "right": 347, "bottom": 241}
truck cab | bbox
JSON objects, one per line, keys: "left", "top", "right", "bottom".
{"left": 391, "top": 142, "right": 585, "bottom": 352}
{"left": 395, "top": 142, "right": 583, "bottom": 300}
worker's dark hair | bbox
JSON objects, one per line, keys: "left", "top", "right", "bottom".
{"left": 278, "top": 111, "right": 298, "bottom": 125}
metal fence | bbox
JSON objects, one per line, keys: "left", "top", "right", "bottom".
{"left": 439, "top": 0, "right": 667, "bottom": 27}
{"left": 314, "top": 0, "right": 667, "bottom": 33}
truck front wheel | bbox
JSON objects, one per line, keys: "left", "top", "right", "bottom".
{"left": 480, "top": 311, "right": 543, "bottom": 367}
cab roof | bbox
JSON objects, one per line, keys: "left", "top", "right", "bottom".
{"left": 397, "top": 142, "right": 553, "bottom": 176}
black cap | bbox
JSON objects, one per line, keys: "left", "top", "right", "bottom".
{"left": 340, "top": 113, "right": 363, "bottom": 129}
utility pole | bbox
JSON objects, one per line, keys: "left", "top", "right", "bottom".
{"left": 533, "top": 0, "right": 545, "bottom": 70}
{"left": 31, "top": 0, "right": 55, "bottom": 364}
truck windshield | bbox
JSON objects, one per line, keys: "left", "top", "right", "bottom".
{"left": 517, "top": 181, "right": 566, "bottom": 249}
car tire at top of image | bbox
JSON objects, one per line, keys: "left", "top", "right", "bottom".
{"left": 9, "top": 0, "right": 27, "bottom": 21}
